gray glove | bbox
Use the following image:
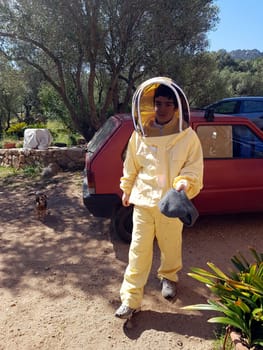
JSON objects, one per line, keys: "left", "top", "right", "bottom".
{"left": 158, "top": 189, "right": 199, "bottom": 227}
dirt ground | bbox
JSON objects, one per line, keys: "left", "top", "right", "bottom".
{"left": 0, "top": 171, "right": 262, "bottom": 350}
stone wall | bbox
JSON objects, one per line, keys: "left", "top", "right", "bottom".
{"left": 0, "top": 147, "right": 86, "bottom": 170}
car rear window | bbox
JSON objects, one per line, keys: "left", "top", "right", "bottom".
{"left": 87, "top": 117, "right": 120, "bottom": 154}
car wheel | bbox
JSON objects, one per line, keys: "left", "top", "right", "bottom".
{"left": 112, "top": 205, "right": 133, "bottom": 243}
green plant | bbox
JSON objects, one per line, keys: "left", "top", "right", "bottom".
{"left": 6, "top": 122, "right": 27, "bottom": 138}
{"left": 22, "top": 165, "right": 42, "bottom": 177}
{"left": 183, "top": 248, "right": 263, "bottom": 349}
{"left": 5, "top": 121, "right": 47, "bottom": 140}
{"left": 47, "top": 120, "right": 81, "bottom": 146}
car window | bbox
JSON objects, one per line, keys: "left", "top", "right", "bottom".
{"left": 196, "top": 125, "right": 233, "bottom": 158}
{"left": 242, "top": 100, "right": 263, "bottom": 113}
{"left": 232, "top": 125, "right": 263, "bottom": 158}
{"left": 196, "top": 124, "right": 263, "bottom": 159}
{"left": 87, "top": 117, "right": 119, "bottom": 154}
{"left": 213, "top": 101, "right": 239, "bottom": 114}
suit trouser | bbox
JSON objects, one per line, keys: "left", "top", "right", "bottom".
{"left": 120, "top": 205, "right": 183, "bottom": 309}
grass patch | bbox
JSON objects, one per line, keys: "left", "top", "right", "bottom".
{"left": 0, "top": 166, "right": 21, "bottom": 179}
{"left": 0, "top": 166, "right": 42, "bottom": 189}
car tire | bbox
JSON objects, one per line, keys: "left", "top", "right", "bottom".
{"left": 112, "top": 205, "right": 133, "bottom": 243}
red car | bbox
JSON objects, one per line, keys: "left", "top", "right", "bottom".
{"left": 83, "top": 112, "right": 263, "bottom": 242}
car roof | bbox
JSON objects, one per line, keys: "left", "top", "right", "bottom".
{"left": 215, "top": 96, "right": 263, "bottom": 102}
{"left": 190, "top": 113, "right": 255, "bottom": 123}
{"left": 115, "top": 112, "right": 262, "bottom": 127}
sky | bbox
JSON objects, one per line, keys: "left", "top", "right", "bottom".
{"left": 208, "top": 0, "right": 263, "bottom": 52}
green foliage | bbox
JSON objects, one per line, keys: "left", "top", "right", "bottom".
{"left": 5, "top": 122, "right": 27, "bottom": 138}
{"left": 38, "top": 83, "right": 71, "bottom": 126}
{"left": 22, "top": 165, "right": 42, "bottom": 177}
{"left": 0, "top": 166, "right": 20, "bottom": 179}
{"left": 26, "top": 123, "right": 46, "bottom": 129}
{"left": 0, "top": 0, "right": 220, "bottom": 138}
{"left": 46, "top": 120, "right": 81, "bottom": 146}
{"left": 0, "top": 58, "right": 27, "bottom": 131}
{"left": 2, "top": 0, "right": 263, "bottom": 137}
{"left": 0, "top": 165, "right": 41, "bottom": 183}
{"left": 5, "top": 122, "right": 46, "bottom": 138}
{"left": 2, "top": 119, "right": 80, "bottom": 147}
{"left": 183, "top": 248, "right": 263, "bottom": 348}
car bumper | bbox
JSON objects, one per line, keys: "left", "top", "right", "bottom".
{"left": 82, "top": 177, "right": 121, "bottom": 217}
{"left": 83, "top": 193, "right": 121, "bottom": 217}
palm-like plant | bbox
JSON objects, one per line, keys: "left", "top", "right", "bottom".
{"left": 183, "top": 248, "right": 263, "bottom": 349}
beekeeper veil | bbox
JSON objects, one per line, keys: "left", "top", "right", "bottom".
{"left": 132, "top": 77, "right": 190, "bottom": 136}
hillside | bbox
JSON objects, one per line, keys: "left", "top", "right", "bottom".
{"left": 229, "top": 49, "right": 263, "bottom": 60}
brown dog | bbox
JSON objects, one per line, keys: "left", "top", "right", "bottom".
{"left": 35, "top": 191, "right": 48, "bottom": 220}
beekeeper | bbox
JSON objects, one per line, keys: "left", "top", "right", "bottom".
{"left": 115, "top": 77, "right": 204, "bottom": 319}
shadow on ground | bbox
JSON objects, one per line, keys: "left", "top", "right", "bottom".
{"left": 0, "top": 172, "right": 262, "bottom": 343}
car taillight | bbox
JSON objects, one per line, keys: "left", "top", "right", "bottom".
{"left": 87, "top": 170, "right": 95, "bottom": 194}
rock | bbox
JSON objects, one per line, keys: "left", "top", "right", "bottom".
{"left": 41, "top": 163, "right": 61, "bottom": 178}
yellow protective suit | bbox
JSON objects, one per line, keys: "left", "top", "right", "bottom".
{"left": 119, "top": 77, "right": 203, "bottom": 309}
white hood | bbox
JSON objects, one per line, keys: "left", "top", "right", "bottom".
{"left": 132, "top": 77, "right": 190, "bottom": 136}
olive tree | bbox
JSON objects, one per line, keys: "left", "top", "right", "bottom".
{"left": 0, "top": 58, "right": 27, "bottom": 136}
{"left": 0, "top": 0, "right": 219, "bottom": 139}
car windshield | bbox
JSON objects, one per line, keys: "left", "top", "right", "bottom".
{"left": 87, "top": 117, "right": 120, "bottom": 154}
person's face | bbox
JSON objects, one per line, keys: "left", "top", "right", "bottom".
{"left": 154, "top": 96, "right": 177, "bottom": 125}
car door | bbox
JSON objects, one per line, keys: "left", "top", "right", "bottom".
{"left": 192, "top": 118, "right": 263, "bottom": 214}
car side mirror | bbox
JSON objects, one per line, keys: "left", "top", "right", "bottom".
{"left": 204, "top": 108, "right": 215, "bottom": 122}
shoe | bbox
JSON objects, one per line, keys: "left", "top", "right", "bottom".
{"left": 161, "top": 278, "right": 177, "bottom": 299}
{"left": 115, "top": 304, "right": 140, "bottom": 319}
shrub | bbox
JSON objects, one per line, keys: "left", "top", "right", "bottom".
{"left": 6, "top": 122, "right": 27, "bottom": 138}
{"left": 183, "top": 248, "right": 263, "bottom": 349}
{"left": 23, "top": 165, "right": 42, "bottom": 177}
{"left": 6, "top": 122, "right": 46, "bottom": 138}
